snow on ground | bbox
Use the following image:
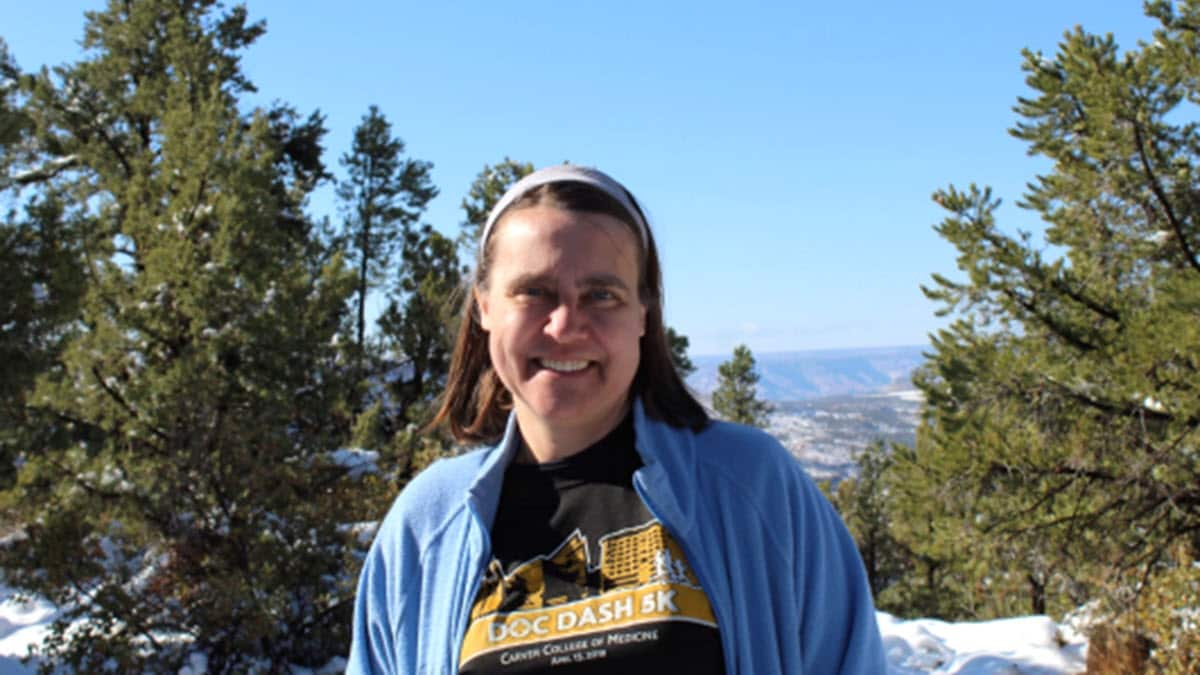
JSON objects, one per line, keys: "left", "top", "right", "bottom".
{"left": 0, "top": 586, "right": 57, "bottom": 675}
{"left": 879, "top": 613, "right": 1087, "bottom": 674}
{"left": 0, "top": 582, "right": 1088, "bottom": 674}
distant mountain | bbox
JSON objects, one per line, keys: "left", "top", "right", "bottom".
{"left": 687, "top": 345, "right": 927, "bottom": 402}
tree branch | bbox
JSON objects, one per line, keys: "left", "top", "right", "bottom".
{"left": 1001, "top": 288, "right": 1100, "bottom": 352}
{"left": 90, "top": 365, "right": 170, "bottom": 442}
{"left": 11, "top": 155, "right": 80, "bottom": 186}
{"left": 1130, "top": 118, "right": 1200, "bottom": 273}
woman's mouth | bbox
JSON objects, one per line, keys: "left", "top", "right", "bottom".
{"left": 537, "top": 358, "right": 590, "bottom": 373}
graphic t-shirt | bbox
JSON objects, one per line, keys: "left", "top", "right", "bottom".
{"left": 458, "top": 416, "right": 726, "bottom": 674}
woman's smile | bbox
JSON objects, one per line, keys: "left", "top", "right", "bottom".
{"left": 535, "top": 358, "right": 591, "bottom": 374}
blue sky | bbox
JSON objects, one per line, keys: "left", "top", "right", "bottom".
{"left": 5, "top": 1, "right": 1155, "bottom": 355}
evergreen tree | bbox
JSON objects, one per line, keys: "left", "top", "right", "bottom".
{"left": 893, "top": 1, "right": 1200, "bottom": 644}
{"left": 881, "top": 441, "right": 972, "bottom": 619}
{"left": 828, "top": 440, "right": 910, "bottom": 606}
{"left": 459, "top": 157, "right": 533, "bottom": 254}
{"left": 666, "top": 326, "right": 696, "bottom": 379}
{"left": 0, "top": 38, "right": 27, "bottom": 154}
{"left": 377, "top": 222, "right": 463, "bottom": 425}
{"left": 0, "top": 2, "right": 371, "bottom": 669}
{"left": 364, "top": 157, "right": 530, "bottom": 431}
{"left": 335, "top": 105, "right": 436, "bottom": 371}
{"left": 0, "top": 194, "right": 89, "bottom": 492}
{"left": 712, "top": 344, "right": 770, "bottom": 427}
{"left": 1, "top": 41, "right": 90, "bottom": 492}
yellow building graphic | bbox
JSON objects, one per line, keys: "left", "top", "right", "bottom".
{"left": 470, "top": 521, "right": 701, "bottom": 621}
{"left": 599, "top": 522, "right": 700, "bottom": 590}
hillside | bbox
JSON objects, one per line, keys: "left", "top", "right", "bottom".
{"left": 690, "top": 345, "right": 927, "bottom": 481}
{"left": 688, "top": 345, "right": 926, "bottom": 401}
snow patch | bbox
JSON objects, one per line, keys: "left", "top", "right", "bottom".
{"left": 327, "top": 448, "right": 380, "bottom": 480}
{"left": 0, "top": 586, "right": 58, "bottom": 674}
{"left": 879, "top": 612, "right": 1087, "bottom": 674}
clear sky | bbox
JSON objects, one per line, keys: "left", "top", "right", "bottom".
{"left": 4, "top": 1, "right": 1156, "bottom": 356}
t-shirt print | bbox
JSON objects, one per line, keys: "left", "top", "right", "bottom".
{"left": 458, "top": 520, "right": 721, "bottom": 673}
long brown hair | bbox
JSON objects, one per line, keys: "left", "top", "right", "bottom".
{"left": 429, "top": 178, "right": 708, "bottom": 445}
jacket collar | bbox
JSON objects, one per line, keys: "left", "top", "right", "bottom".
{"left": 463, "top": 411, "right": 521, "bottom": 529}
{"left": 631, "top": 398, "right": 697, "bottom": 537}
{"left": 463, "top": 398, "right": 700, "bottom": 534}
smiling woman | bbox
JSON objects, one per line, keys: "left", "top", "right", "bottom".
{"left": 347, "top": 165, "right": 886, "bottom": 674}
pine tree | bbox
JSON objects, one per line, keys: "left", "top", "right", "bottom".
{"left": 335, "top": 105, "right": 436, "bottom": 372}
{"left": 828, "top": 440, "right": 911, "bottom": 609}
{"left": 1, "top": 2, "right": 370, "bottom": 669}
{"left": 365, "top": 157, "right": 530, "bottom": 430}
{"left": 665, "top": 326, "right": 696, "bottom": 379}
{"left": 0, "top": 38, "right": 27, "bottom": 154}
{"left": 459, "top": 157, "right": 533, "bottom": 254}
{"left": 377, "top": 222, "right": 463, "bottom": 425}
{"left": 882, "top": 439, "right": 975, "bottom": 619}
{"left": 893, "top": 0, "right": 1200, "bottom": 640}
{"left": 0, "top": 194, "right": 89, "bottom": 492}
{"left": 711, "top": 344, "right": 770, "bottom": 427}
{"left": 1, "top": 41, "right": 90, "bottom": 492}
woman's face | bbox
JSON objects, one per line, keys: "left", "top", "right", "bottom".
{"left": 476, "top": 206, "right": 646, "bottom": 450}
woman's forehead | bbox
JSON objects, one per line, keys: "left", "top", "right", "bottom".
{"left": 490, "top": 208, "right": 642, "bottom": 263}
{"left": 482, "top": 206, "right": 643, "bottom": 279}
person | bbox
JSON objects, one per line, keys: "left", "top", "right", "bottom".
{"left": 347, "top": 165, "right": 886, "bottom": 674}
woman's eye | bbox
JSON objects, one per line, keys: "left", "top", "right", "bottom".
{"left": 587, "top": 289, "right": 617, "bottom": 303}
{"left": 517, "top": 287, "right": 550, "bottom": 300}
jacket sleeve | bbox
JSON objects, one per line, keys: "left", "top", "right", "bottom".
{"left": 347, "top": 505, "right": 418, "bottom": 675}
{"left": 791, "top": 462, "right": 887, "bottom": 674}
{"left": 346, "top": 525, "right": 398, "bottom": 675}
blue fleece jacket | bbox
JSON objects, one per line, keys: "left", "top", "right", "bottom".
{"left": 348, "top": 400, "right": 886, "bottom": 673}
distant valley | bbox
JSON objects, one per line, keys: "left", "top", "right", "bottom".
{"left": 688, "top": 345, "right": 927, "bottom": 481}
{"left": 688, "top": 344, "right": 926, "bottom": 401}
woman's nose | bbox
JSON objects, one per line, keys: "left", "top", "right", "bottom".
{"left": 544, "top": 302, "right": 586, "bottom": 341}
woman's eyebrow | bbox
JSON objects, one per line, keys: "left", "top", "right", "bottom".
{"left": 504, "top": 272, "right": 554, "bottom": 289}
{"left": 503, "top": 273, "right": 631, "bottom": 291}
{"left": 578, "top": 274, "right": 630, "bottom": 291}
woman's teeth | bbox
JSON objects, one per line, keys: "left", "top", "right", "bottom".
{"left": 539, "top": 359, "right": 589, "bottom": 373}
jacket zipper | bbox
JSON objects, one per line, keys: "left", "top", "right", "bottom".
{"left": 633, "top": 472, "right": 736, "bottom": 675}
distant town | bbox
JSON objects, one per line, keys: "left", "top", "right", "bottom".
{"left": 689, "top": 345, "right": 925, "bottom": 481}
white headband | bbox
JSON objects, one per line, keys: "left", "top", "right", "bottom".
{"left": 479, "top": 165, "right": 650, "bottom": 251}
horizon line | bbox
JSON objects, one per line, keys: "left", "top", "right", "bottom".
{"left": 690, "top": 343, "right": 928, "bottom": 359}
